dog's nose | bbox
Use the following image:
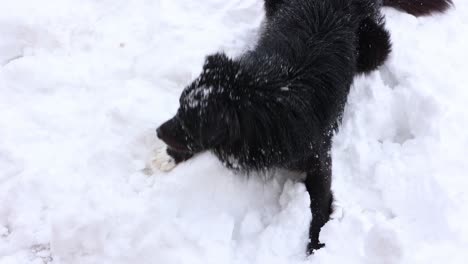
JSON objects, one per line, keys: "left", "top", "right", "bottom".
{"left": 156, "top": 126, "right": 163, "bottom": 139}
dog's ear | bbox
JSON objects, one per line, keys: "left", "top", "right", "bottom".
{"left": 203, "top": 53, "right": 231, "bottom": 70}
{"left": 202, "top": 53, "right": 242, "bottom": 79}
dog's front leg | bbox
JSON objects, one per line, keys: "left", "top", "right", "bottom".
{"left": 152, "top": 147, "right": 194, "bottom": 172}
{"left": 304, "top": 151, "right": 333, "bottom": 254}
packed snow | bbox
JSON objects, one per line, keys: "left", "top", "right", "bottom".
{"left": 1, "top": 0, "right": 467, "bottom": 263}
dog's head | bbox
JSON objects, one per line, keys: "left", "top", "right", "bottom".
{"left": 157, "top": 53, "right": 243, "bottom": 153}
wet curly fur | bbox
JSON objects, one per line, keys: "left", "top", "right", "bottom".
{"left": 156, "top": 0, "right": 452, "bottom": 254}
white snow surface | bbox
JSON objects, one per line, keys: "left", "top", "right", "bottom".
{"left": 1, "top": 0, "right": 467, "bottom": 263}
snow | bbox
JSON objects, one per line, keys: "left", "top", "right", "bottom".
{"left": 1, "top": 0, "right": 467, "bottom": 263}
{"left": 152, "top": 147, "right": 177, "bottom": 172}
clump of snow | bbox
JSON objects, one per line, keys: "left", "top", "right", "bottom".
{"left": 1, "top": 0, "right": 468, "bottom": 264}
{"left": 152, "top": 147, "right": 176, "bottom": 172}
{"left": 184, "top": 85, "right": 214, "bottom": 109}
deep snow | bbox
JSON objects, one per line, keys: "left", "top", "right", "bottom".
{"left": 1, "top": 0, "right": 467, "bottom": 263}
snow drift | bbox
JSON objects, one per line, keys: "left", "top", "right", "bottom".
{"left": 1, "top": 0, "right": 467, "bottom": 263}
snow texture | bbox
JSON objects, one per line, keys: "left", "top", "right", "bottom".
{"left": 1, "top": 0, "right": 467, "bottom": 263}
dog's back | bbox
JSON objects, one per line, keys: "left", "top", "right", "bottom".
{"left": 235, "top": 0, "right": 364, "bottom": 162}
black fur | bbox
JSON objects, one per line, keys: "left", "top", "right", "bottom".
{"left": 383, "top": 0, "right": 453, "bottom": 16}
{"left": 264, "top": 0, "right": 284, "bottom": 18}
{"left": 357, "top": 16, "right": 392, "bottom": 73}
{"left": 156, "top": 0, "right": 452, "bottom": 254}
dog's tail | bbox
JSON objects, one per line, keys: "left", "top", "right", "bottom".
{"left": 382, "top": 0, "right": 453, "bottom": 16}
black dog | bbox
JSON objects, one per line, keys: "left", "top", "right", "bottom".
{"left": 155, "top": 0, "right": 452, "bottom": 253}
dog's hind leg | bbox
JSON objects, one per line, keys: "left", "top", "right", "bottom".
{"left": 304, "top": 144, "right": 333, "bottom": 254}
{"left": 264, "top": 0, "right": 285, "bottom": 18}
{"left": 356, "top": 16, "right": 392, "bottom": 73}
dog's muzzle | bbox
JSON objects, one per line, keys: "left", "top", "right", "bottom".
{"left": 157, "top": 117, "right": 193, "bottom": 153}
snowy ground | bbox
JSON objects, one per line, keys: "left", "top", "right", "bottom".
{"left": 1, "top": 0, "right": 467, "bottom": 263}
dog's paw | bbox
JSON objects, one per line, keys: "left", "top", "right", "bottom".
{"left": 307, "top": 241, "right": 325, "bottom": 255}
{"left": 152, "top": 147, "right": 177, "bottom": 172}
